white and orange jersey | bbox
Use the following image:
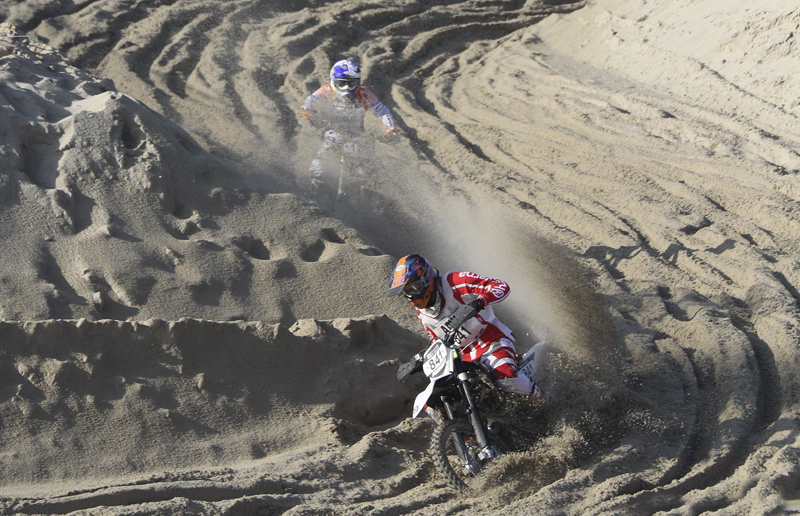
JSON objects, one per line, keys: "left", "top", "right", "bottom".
{"left": 416, "top": 271, "right": 514, "bottom": 364}
{"left": 300, "top": 84, "right": 396, "bottom": 135}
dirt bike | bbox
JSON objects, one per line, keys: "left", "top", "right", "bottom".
{"left": 330, "top": 129, "right": 373, "bottom": 199}
{"left": 308, "top": 128, "right": 376, "bottom": 208}
{"left": 400, "top": 304, "right": 540, "bottom": 491}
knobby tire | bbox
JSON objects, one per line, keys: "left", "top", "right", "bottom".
{"left": 431, "top": 418, "right": 504, "bottom": 491}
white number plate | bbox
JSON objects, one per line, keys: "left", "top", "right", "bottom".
{"left": 423, "top": 341, "right": 450, "bottom": 378}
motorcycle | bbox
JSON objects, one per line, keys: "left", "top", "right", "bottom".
{"left": 402, "top": 304, "right": 541, "bottom": 491}
{"left": 309, "top": 128, "right": 376, "bottom": 209}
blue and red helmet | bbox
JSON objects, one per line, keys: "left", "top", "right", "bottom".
{"left": 387, "top": 254, "right": 438, "bottom": 309}
{"left": 330, "top": 59, "right": 361, "bottom": 98}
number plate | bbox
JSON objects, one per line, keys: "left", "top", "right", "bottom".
{"left": 423, "top": 341, "right": 451, "bottom": 378}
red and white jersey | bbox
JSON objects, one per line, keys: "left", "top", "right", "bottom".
{"left": 300, "top": 85, "right": 395, "bottom": 135}
{"left": 417, "top": 271, "right": 514, "bottom": 363}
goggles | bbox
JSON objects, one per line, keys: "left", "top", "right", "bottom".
{"left": 333, "top": 78, "right": 359, "bottom": 91}
{"left": 403, "top": 280, "right": 425, "bottom": 299}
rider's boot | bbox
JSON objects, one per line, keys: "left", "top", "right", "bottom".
{"left": 478, "top": 445, "right": 501, "bottom": 461}
{"left": 530, "top": 382, "right": 545, "bottom": 399}
{"left": 496, "top": 368, "right": 545, "bottom": 401}
{"left": 424, "top": 406, "right": 444, "bottom": 425}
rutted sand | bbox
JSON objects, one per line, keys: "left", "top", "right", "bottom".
{"left": 1, "top": 0, "right": 799, "bottom": 514}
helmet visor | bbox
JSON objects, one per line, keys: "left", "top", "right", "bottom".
{"left": 333, "top": 78, "right": 359, "bottom": 92}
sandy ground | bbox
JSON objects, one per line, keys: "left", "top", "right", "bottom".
{"left": 0, "top": 0, "right": 799, "bottom": 514}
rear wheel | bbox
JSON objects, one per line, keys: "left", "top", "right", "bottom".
{"left": 430, "top": 418, "right": 504, "bottom": 491}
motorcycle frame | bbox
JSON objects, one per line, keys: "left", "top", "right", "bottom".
{"left": 333, "top": 135, "right": 371, "bottom": 198}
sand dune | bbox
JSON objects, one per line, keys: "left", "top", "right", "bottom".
{"left": 1, "top": 0, "right": 799, "bottom": 514}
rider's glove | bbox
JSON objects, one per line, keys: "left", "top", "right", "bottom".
{"left": 469, "top": 297, "right": 486, "bottom": 314}
{"left": 397, "top": 353, "right": 423, "bottom": 383}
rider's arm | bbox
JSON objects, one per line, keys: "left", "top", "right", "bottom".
{"left": 299, "top": 85, "right": 335, "bottom": 119}
{"left": 447, "top": 271, "right": 510, "bottom": 308}
{"left": 299, "top": 95, "right": 315, "bottom": 118}
{"left": 359, "top": 88, "right": 396, "bottom": 134}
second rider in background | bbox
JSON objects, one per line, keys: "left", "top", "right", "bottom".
{"left": 300, "top": 59, "right": 397, "bottom": 191}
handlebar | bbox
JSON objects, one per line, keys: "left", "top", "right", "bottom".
{"left": 445, "top": 304, "right": 479, "bottom": 343}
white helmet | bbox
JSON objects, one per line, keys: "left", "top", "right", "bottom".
{"left": 330, "top": 59, "right": 361, "bottom": 98}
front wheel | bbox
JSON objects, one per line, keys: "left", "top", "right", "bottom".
{"left": 431, "top": 418, "right": 504, "bottom": 491}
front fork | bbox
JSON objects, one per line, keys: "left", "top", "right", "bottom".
{"left": 441, "top": 398, "right": 480, "bottom": 475}
{"left": 456, "top": 372, "right": 496, "bottom": 458}
{"left": 440, "top": 372, "right": 499, "bottom": 472}
{"left": 451, "top": 356, "right": 494, "bottom": 451}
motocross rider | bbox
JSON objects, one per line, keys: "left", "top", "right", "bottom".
{"left": 388, "top": 254, "right": 544, "bottom": 398}
{"left": 299, "top": 59, "right": 397, "bottom": 189}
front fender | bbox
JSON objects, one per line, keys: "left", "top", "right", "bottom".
{"left": 412, "top": 380, "right": 436, "bottom": 418}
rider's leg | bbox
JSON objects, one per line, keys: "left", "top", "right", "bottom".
{"left": 480, "top": 340, "right": 544, "bottom": 398}
{"left": 310, "top": 138, "right": 336, "bottom": 189}
{"left": 496, "top": 372, "right": 544, "bottom": 399}
{"left": 310, "top": 151, "right": 326, "bottom": 189}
